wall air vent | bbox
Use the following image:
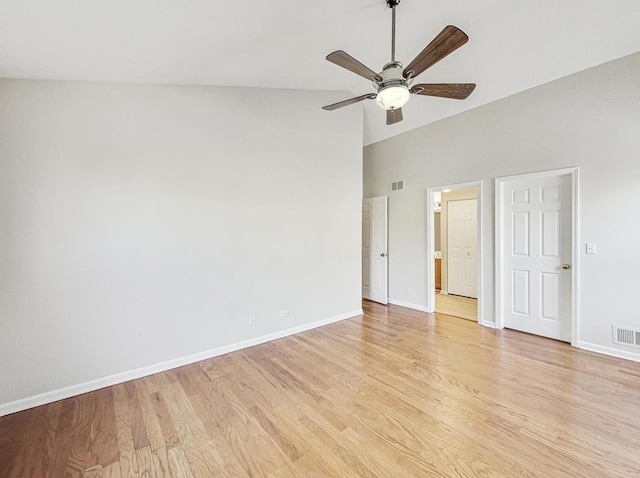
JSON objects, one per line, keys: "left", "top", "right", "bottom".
{"left": 612, "top": 326, "right": 640, "bottom": 348}
{"left": 391, "top": 180, "right": 405, "bottom": 191}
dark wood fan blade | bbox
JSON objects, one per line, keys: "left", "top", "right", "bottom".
{"left": 411, "top": 83, "right": 476, "bottom": 99}
{"left": 326, "top": 51, "right": 381, "bottom": 81}
{"left": 403, "top": 26, "right": 469, "bottom": 79}
{"left": 322, "top": 93, "right": 375, "bottom": 111}
{"left": 386, "top": 108, "right": 403, "bottom": 125}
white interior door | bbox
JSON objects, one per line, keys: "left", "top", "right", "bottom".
{"left": 362, "top": 196, "right": 388, "bottom": 304}
{"left": 447, "top": 199, "right": 478, "bottom": 298}
{"left": 500, "top": 173, "right": 572, "bottom": 342}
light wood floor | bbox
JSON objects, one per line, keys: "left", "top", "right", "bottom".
{"left": 435, "top": 291, "right": 478, "bottom": 322}
{"left": 2, "top": 301, "right": 640, "bottom": 477}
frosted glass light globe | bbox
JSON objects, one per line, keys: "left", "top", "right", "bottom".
{"left": 376, "top": 85, "right": 410, "bottom": 110}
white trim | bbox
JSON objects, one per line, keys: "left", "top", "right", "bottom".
{"left": 494, "top": 167, "right": 580, "bottom": 346}
{"left": 572, "top": 169, "right": 581, "bottom": 347}
{"left": 495, "top": 178, "right": 504, "bottom": 329}
{"left": 493, "top": 167, "right": 579, "bottom": 183}
{"left": 0, "top": 309, "right": 363, "bottom": 417}
{"left": 426, "top": 181, "right": 484, "bottom": 324}
{"left": 578, "top": 341, "right": 640, "bottom": 364}
{"left": 388, "top": 298, "right": 430, "bottom": 312}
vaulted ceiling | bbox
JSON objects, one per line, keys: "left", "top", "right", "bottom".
{"left": 1, "top": 0, "right": 639, "bottom": 145}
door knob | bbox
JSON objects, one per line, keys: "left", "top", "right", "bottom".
{"left": 380, "top": 252, "right": 387, "bottom": 257}
{"left": 562, "top": 264, "right": 570, "bottom": 270}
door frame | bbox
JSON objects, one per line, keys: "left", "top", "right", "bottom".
{"left": 495, "top": 167, "right": 580, "bottom": 346}
{"left": 426, "top": 180, "right": 484, "bottom": 325}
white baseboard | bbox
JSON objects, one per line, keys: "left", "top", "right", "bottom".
{"left": 0, "top": 309, "right": 363, "bottom": 417}
{"left": 387, "top": 298, "right": 431, "bottom": 313}
{"left": 481, "top": 320, "right": 496, "bottom": 329}
{"left": 578, "top": 341, "right": 640, "bottom": 363}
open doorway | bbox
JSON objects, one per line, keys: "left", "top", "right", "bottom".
{"left": 427, "top": 182, "right": 483, "bottom": 324}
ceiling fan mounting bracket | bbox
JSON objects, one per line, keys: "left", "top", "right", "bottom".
{"left": 386, "top": 0, "right": 401, "bottom": 8}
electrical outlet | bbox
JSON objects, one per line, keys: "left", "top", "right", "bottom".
{"left": 280, "top": 310, "right": 289, "bottom": 318}
{"left": 407, "top": 288, "right": 414, "bottom": 294}
{"left": 249, "top": 315, "right": 257, "bottom": 326}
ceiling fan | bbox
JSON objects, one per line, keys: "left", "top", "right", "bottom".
{"left": 322, "top": 0, "right": 476, "bottom": 125}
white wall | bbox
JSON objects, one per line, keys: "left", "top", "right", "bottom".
{"left": 0, "top": 79, "right": 363, "bottom": 410}
{"left": 364, "top": 52, "right": 640, "bottom": 360}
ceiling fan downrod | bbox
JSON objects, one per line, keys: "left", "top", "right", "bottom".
{"left": 388, "top": 0, "right": 400, "bottom": 62}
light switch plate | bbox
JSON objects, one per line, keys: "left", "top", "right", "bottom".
{"left": 586, "top": 243, "right": 597, "bottom": 254}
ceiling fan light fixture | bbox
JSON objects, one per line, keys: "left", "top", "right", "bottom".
{"left": 321, "top": 0, "right": 475, "bottom": 124}
{"left": 376, "top": 84, "right": 410, "bottom": 110}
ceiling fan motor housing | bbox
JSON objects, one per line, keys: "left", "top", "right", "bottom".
{"left": 374, "top": 61, "right": 411, "bottom": 110}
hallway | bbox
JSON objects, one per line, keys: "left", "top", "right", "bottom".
{"left": 435, "top": 291, "right": 478, "bottom": 321}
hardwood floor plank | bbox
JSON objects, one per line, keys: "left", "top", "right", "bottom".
{"left": 184, "top": 442, "right": 249, "bottom": 478}
{"left": 299, "top": 403, "right": 395, "bottom": 476}
{"left": 244, "top": 347, "right": 323, "bottom": 403}
{"left": 149, "top": 391, "right": 182, "bottom": 450}
{"left": 102, "top": 462, "right": 122, "bottom": 478}
{"left": 133, "top": 445, "right": 153, "bottom": 477}
{"left": 167, "top": 447, "right": 194, "bottom": 478}
{"left": 5, "top": 405, "right": 56, "bottom": 478}
{"left": 113, "top": 383, "right": 147, "bottom": 478}
{"left": 190, "top": 393, "right": 269, "bottom": 476}
{"left": 65, "top": 393, "right": 99, "bottom": 476}
{"left": 249, "top": 404, "right": 301, "bottom": 462}
{"left": 160, "top": 382, "right": 209, "bottom": 449}
{"left": 124, "top": 382, "right": 150, "bottom": 451}
{"left": 323, "top": 384, "right": 494, "bottom": 477}
{"left": 48, "top": 398, "right": 80, "bottom": 477}
{"left": 297, "top": 413, "right": 380, "bottom": 477}
{"left": 134, "top": 380, "right": 165, "bottom": 452}
{"left": 253, "top": 402, "right": 360, "bottom": 477}
{"left": 3, "top": 300, "right": 640, "bottom": 477}
{"left": 435, "top": 292, "right": 478, "bottom": 321}
{"left": 85, "top": 388, "right": 119, "bottom": 468}
{"left": 42, "top": 401, "right": 65, "bottom": 475}
{"left": 174, "top": 364, "right": 210, "bottom": 397}
{"left": 191, "top": 379, "right": 293, "bottom": 476}
{"left": 83, "top": 464, "right": 103, "bottom": 477}
{"left": 149, "top": 446, "right": 171, "bottom": 478}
